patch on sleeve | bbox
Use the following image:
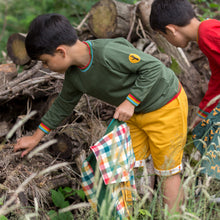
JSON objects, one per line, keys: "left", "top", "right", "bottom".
{"left": 129, "top": 54, "right": 141, "bottom": 63}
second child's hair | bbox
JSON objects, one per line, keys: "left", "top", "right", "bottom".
{"left": 150, "top": 0, "right": 195, "bottom": 33}
{"left": 25, "top": 13, "right": 78, "bottom": 60}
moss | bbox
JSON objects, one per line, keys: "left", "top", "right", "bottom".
{"left": 170, "top": 57, "right": 182, "bottom": 75}
{"left": 158, "top": 46, "right": 165, "bottom": 53}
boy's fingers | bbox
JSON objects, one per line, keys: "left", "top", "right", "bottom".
{"left": 21, "top": 146, "right": 35, "bottom": 158}
{"left": 113, "top": 111, "right": 119, "bottom": 119}
{"left": 14, "top": 142, "right": 22, "bottom": 152}
{"left": 13, "top": 143, "right": 19, "bottom": 152}
{"left": 21, "top": 150, "right": 29, "bottom": 158}
{"left": 13, "top": 141, "right": 27, "bottom": 152}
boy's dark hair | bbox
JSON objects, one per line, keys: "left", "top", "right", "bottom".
{"left": 150, "top": 0, "right": 196, "bottom": 33}
{"left": 25, "top": 13, "right": 78, "bottom": 60}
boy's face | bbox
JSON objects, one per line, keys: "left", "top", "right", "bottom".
{"left": 159, "top": 29, "right": 189, "bottom": 48}
{"left": 39, "top": 52, "right": 70, "bottom": 73}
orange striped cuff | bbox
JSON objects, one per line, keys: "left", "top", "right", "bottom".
{"left": 197, "top": 109, "right": 208, "bottom": 119}
{"left": 126, "top": 94, "right": 141, "bottom": 106}
{"left": 39, "top": 123, "right": 51, "bottom": 134}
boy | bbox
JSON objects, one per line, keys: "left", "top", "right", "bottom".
{"left": 14, "top": 13, "right": 188, "bottom": 213}
{"left": 150, "top": 0, "right": 220, "bottom": 126}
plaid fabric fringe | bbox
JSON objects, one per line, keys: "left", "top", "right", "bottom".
{"left": 81, "top": 121, "right": 137, "bottom": 219}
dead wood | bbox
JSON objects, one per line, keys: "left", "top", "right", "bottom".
{"left": 0, "top": 62, "right": 64, "bottom": 103}
{"left": 48, "top": 133, "right": 74, "bottom": 159}
{"left": 7, "top": 33, "right": 31, "bottom": 66}
{"left": 88, "top": 0, "right": 137, "bottom": 40}
{"left": 0, "top": 121, "right": 10, "bottom": 138}
{"left": 0, "top": 145, "right": 77, "bottom": 211}
{"left": 0, "top": 63, "right": 17, "bottom": 88}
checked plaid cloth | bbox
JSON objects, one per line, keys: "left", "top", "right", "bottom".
{"left": 90, "top": 122, "right": 135, "bottom": 185}
{"left": 81, "top": 119, "right": 137, "bottom": 218}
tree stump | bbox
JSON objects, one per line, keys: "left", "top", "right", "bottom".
{"left": 88, "top": 0, "right": 136, "bottom": 39}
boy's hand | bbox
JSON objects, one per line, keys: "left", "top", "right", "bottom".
{"left": 14, "top": 136, "right": 39, "bottom": 157}
{"left": 114, "top": 99, "right": 135, "bottom": 121}
{"left": 14, "top": 128, "right": 45, "bottom": 157}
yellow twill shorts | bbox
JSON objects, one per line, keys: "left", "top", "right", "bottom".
{"left": 126, "top": 87, "right": 188, "bottom": 176}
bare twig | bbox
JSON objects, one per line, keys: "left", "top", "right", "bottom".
{"left": 76, "top": 12, "right": 90, "bottom": 31}
{"left": 27, "top": 139, "right": 57, "bottom": 159}
{"left": 39, "top": 69, "right": 64, "bottom": 80}
{"left": 59, "top": 202, "right": 91, "bottom": 213}
{"left": 127, "top": 2, "right": 140, "bottom": 41}
{"left": 6, "top": 110, "right": 37, "bottom": 140}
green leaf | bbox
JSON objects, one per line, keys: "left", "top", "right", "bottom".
{"left": 63, "top": 187, "right": 73, "bottom": 193}
{"left": 47, "top": 210, "right": 58, "bottom": 219}
{"left": 51, "top": 189, "right": 69, "bottom": 208}
{"left": 0, "top": 216, "right": 8, "bottom": 220}
{"left": 76, "top": 189, "right": 86, "bottom": 201}
{"left": 209, "top": 3, "right": 219, "bottom": 8}
{"left": 139, "top": 209, "right": 152, "bottom": 217}
{"left": 57, "top": 211, "right": 74, "bottom": 220}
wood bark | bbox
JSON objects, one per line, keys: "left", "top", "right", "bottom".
{"left": 88, "top": 0, "right": 137, "bottom": 39}
{"left": 0, "top": 63, "right": 17, "bottom": 89}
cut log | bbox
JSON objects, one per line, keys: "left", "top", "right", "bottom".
{"left": 88, "top": 0, "right": 137, "bottom": 39}
{"left": 7, "top": 33, "right": 31, "bottom": 66}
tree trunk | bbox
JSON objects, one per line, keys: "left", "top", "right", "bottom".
{"left": 88, "top": 0, "right": 137, "bottom": 39}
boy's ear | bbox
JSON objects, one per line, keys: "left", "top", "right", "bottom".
{"left": 165, "top": 24, "right": 178, "bottom": 36}
{"left": 55, "top": 46, "right": 66, "bottom": 57}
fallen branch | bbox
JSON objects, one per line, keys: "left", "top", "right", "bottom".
{"left": 0, "top": 62, "right": 64, "bottom": 102}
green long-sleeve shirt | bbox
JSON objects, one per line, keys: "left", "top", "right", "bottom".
{"left": 41, "top": 37, "right": 180, "bottom": 130}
